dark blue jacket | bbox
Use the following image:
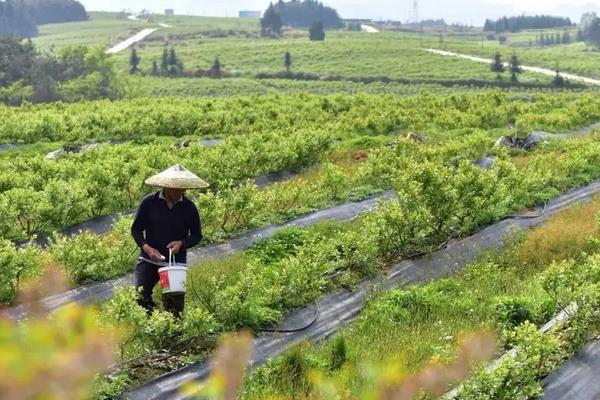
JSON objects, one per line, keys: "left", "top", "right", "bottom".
{"left": 131, "top": 191, "right": 202, "bottom": 264}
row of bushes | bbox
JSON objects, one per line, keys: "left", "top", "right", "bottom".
{"left": 457, "top": 256, "right": 600, "bottom": 399}
{"left": 0, "top": 128, "right": 333, "bottom": 241}
{"left": 255, "top": 70, "right": 585, "bottom": 89}
{"left": 93, "top": 131, "right": 600, "bottom": 397}
{"left": 2, "top": 92, "right": 599, "bottom": 144}
{"left": 0, "top": 132, "right": 489, "bottom": 304}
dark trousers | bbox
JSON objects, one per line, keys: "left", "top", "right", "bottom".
{"left": 134, "top": 260, "right": 185, "bottom": 317}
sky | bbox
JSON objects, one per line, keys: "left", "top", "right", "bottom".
{"left": 79, "top": 0, "right": 600, "bottom": 24}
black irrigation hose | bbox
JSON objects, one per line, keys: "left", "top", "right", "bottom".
{"left": 509, "top": 202, "right": 547, "bottom": 219}
{"left": 256, "top": 302, "right": 320, "bottom": 333}
{"left": 187, "top": 256, "right": 321, "bottom": 334}
{"left": 184, "top": 203, "right": 545, "bottom": 336}
{"left": 181, "top": 203, "right": 545, "bottom": 337}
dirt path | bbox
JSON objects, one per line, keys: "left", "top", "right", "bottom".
{"left": 106, "top": 28, "right": 158, "bottom": 54}
{"left": 126, "top": 179, "right": 600, "bottom": 400}
{"left": 361, "top": 24, "right": 379, "bottom": 33}
{"left": 424, "top": 48, "right": 600, "bottom": 87}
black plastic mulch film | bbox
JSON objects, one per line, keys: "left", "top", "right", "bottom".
{"left": 126, "top": 180, "right": 600, "bottom": 400}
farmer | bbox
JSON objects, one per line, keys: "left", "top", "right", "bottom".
{"left": 131, "top": 164, "right": 208, "bottom": 316}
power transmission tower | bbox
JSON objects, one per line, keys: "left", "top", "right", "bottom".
{"left": 411, "top": 0, "right": 419, "bottom": 23}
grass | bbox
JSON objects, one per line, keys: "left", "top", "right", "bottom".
{"left": 114, "top": 32, "right": 550, "bottom": 84}
{"left": 451, "top": 28, "right": 580, "bottom": 47}
{"left": 515, "top": 196, "right": 600, "bottom": 269}
{"left": 143, "top": 14, "right": 260, "bottom": 37}
{"left": 129, "top": 76, "right": 529, "bottom": 98}
{"left": 501, "top": 28, "right": 579, "bottom": 47}
{"left": 32, "top": 12, "right": 262, "bottom": 51}
{"left": 240, "top": 196, "right": 600, "bottom": 399}
{"left": 33, "top": 12, "right": 153, "bottom": 49}
{"left": 31, "top": 12, "right": 600, "bottom": 92}
{"left": 432, "top": 32, "right": 600, "bottom": 80}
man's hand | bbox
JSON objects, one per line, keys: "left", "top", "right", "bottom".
{"left": 143, "top": 244, "right": 164, "bottom": 262}
{"left": 167, "top": 240, "right": 184, "bottom": 255}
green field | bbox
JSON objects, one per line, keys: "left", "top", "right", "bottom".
{"left": 32, "top": 12, "right": 152, "bottom": 49}
{"left": 113, "top": 31, "right": 554, "bottom": 84}
{"left": 32, "top": 11, "right": 261, "bottom": 50}
{"left": 437, "top": 34, "right": 600, "bottom": 79}
{"left": 31, "top": 12, "right": 600, "bottom": 92}
{"left": 5, "top": 10, "right": 600, "bottom": 400}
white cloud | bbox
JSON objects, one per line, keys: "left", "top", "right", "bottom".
{"left": 483, "top": 0, "right": 596, "bottom": 13}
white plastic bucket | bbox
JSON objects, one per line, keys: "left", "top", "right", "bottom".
{"left": 158, "top": 250, "right": 187, "bottom": 294}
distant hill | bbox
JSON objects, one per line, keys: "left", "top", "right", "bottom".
{"left": 0, "top": 0, "right": 88, "bottom": 38}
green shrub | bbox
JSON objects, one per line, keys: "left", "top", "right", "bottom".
{"left": 181, "top": 307, "right": 218, "bottom": 339}
{"left": 247, "top": 226, "right": 308, "bottom": 265}
{"left": 281, "top": 344, "right": 311, "bottom": 391}
{"left": 49, "top": 218, "right": 137, "bottom": 285}
{"left": 329, "top": 335, "right": 347, "bottom": 371}
{"left": 493, "top": 296, "right": 555, "bottom": 331}
{"left": 0, "top": 239, "right": 42, "bottom": 305}
{"left": 322, "top": 163, "right": 349, "bottom": 200}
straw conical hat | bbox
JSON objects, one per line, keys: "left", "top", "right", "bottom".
{"left": 145, "top": 164, "right": 209, "bottom": 189}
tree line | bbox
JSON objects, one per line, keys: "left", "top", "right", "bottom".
{"left": 0, "top": 38, "right": 120, "bottom": 105}
{"left": 130, "top": 46, "right": 226, "bottom": 78}
{"left": 532, "top": 31, "right": 573, "bottom": 47}
{"left": 484, "top": 15, "right": 573, "bottom": 33}
{"left": 579, "top": 12, "right": 600, "bottom": 49}
{"left": 260, "top": 0, "right": 340, "bottom": 37}
{"left": 0, "top": 0, "right": 87, "bottom": 38}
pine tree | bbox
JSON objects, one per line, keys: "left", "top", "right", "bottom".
{"left": 490, "top": 52, "right": 505, "bottom": 80}
{"left": 168, "top": 48, "right": 177, "bottom": 67}
{"left": 589, "top": 18, "right": 600, "bottom": 49}
{"left": 167, "top": 47, "right": 179, "bottom": 76}
{"left": 211, "top": 57, "right": 221, "bottom": 78}
{"left": 160, "top": 47, "right": 168, "bottom": 75}
{"left": 509, "top": 54, "right": 522, "bottom": 83}
{"left": 309, "top": 21, "right": 325, "bottom": 41}
{"left": 284, "top": 51, "right": 292, "bottom": 71}
{"left": 260, "top": 3, "right": 282, "bottom": 36}
{"left": 129, "top": 48, "right": 140, "bottom": 74}
{"left": 553, "top": 67, "right": 565, "bottom": 87}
